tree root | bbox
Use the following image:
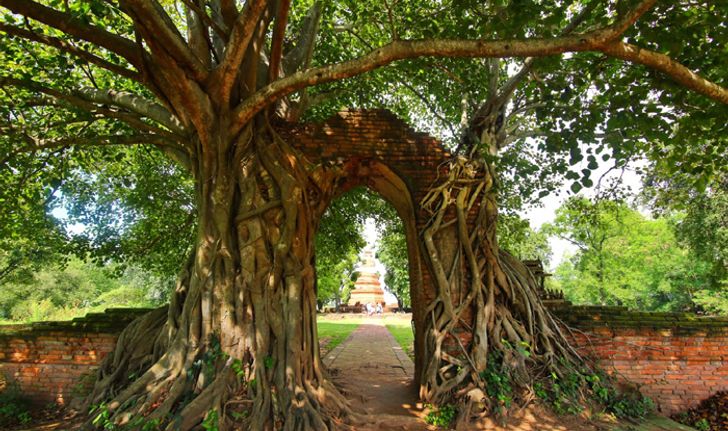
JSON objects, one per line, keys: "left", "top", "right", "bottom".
{"left": 83, "top": 131, "right": 590, "bottom": 431}
{"left": 419, "top": 156, "right": 589, "bottom": 427}
{"left": 84, "top": 124, "right": 353, "bottom": 431}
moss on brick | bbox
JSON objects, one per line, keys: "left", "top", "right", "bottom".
{"left": 0, "top": 308, "right": 156, "bottom": 338}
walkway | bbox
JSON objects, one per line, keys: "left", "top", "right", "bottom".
{"left": 323, "top": 317, "right": 427, "bottom": 430}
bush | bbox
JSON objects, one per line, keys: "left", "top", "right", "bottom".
{"left": 534, "top": 367, "right": 654, "bottom": 419}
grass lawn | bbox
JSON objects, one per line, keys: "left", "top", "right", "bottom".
{"left": 315, "top": 313, "right": 415, "bottom": 358}
{"left": 316, "top": 314, "right": 364, "bottom": 356}
{"left": 384, "top": 315, "right": 414, "bottom": 360}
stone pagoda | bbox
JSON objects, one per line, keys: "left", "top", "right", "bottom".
{"left": 347, "top": 248, "right": 386, "bottom": 307}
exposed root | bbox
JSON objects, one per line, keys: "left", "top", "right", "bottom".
{"left": 419, "top": 156, "right": 587, "bottom": 426}
{"left": 83, "top": 127, "right": 589, "bottom": 430}
{"left": 85, "top": 306, "right": 169, "bottom": 408}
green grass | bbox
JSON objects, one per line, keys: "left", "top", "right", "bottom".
{"left": 316, "top": 321, "right": 360, "bottom": 354}
{"left": 385, "top": 320, "right": 414, "bottom": 360}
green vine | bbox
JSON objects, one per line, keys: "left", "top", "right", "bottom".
{"left": 479, "top": 351, "right": 514, "bottom": 415}
{"left": 424, "top": 403, "right": 457, "bottom": 427}
{"left": 201, "top": 409, "right": 219, "bottom": 431}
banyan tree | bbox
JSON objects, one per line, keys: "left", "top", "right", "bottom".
{"left": 0, "top": 0, "right": 726, "bottom": 429}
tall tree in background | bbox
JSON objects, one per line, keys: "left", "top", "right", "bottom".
{"left": 1, "top": 0, "right": 727, "bottom": 428}
{"left": 546, "top": 197, "right": 722, "bottom": 313}
{"left": 314, "top": 188, "right": 375, "bottom": 310}
{"left": 544, "top": 197, "right": 627, "bottom": 303}
{"left": 497, "top": 214, "right": 553, "bottom": 265}
{"left": 377, "top": 224, "right": 409, "bottom": 309}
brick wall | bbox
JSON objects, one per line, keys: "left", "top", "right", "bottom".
{"left": 0, "top": 308, "right": 151, "bottom": 405}
{"left": 2, "top": 305, "right": 725, "bottom": 414}
{"left": 550, "top": 302, "right": 728, "bottom": 415}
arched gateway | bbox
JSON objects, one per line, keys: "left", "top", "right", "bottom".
{"left": 281, "top": 109, "right": 452, "bottom": 382}
{"left": 271, "top": 108, "right": 572, "bottom": 426}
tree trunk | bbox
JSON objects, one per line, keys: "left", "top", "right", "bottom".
{"left": 86, "top": 120, "right": 351, "bottom": 430}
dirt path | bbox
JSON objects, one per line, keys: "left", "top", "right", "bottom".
{"left": 320, "top": 317, "right": 697, "bottom": 431}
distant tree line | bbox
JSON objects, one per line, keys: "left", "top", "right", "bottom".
{"left": 545, "top": 173, "right": 726, "bottom": 314}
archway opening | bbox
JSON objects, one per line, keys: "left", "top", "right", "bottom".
{"left": 313, "top": 161, "right": 424, "bottom": 418}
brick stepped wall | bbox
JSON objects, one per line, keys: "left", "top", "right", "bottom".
{"left": 0, "top": 308, "right": 153, "bottom": 405}
{"left": 549, "top": 301, "right": 728, "bottom": 415}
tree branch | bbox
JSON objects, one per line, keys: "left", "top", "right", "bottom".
{"left": 268, "top": 0, "right": 292, "bottom": 83}
{"left": 382, "top": 0, "right": 398, "bottom": 40}
{"left": 6, "top": 95, "right": 175, "bottom": 145}
{"left": 10, "top": 133, "right": 165, "bottom": 154}
{"left": 120, "top": 0, "right": 208, "bottom": 81}
{"left": 210, "top": 0, "right": 268, "bottom": 102}
{"left": 0, "top": 0, "right": 143, "bottom": 68}
{"left": 1, "top": 77, "right": 185, "bottom": 135}
{"left": 283, "top": 2, "right": 323, "bottom": 74}
{"left": 218, "top": 0, "right": 238, "bottom": 30}
{"left": 184, "top": 0, "right": 213, "bottom": 69}
{"left": 498, "top": 1, "right": 599, "bottom": 111}
{"left": 599, "top": 41, "right": 728, "bottom": 105}
{"left": 396, "top": 80, "right": 458, "bottom": 138}
{"left": 7, "top": 131, "right": 190, "bottom": 170}
{"left": 0, "top": 23, "right": 141, "bottom": 82}
{"left": 503, "top": 130, "right": 548, "bottom": 146}
{"left": 83, "top": 88, "right": 185, "bottom": 134}
{"left": 181, "top": 0, "right": 227, "bottom": 39}
{"left": 127, "top": 18, "right": 214, "bottom": 137}
{"left": 612, "top": 0, "right": 659, "bottom": 36}
{"left": 228, "top": 23, "right": 645, "bottom": 135}
{"left": 230, "top": 1, "right": 728, "bottom": 136}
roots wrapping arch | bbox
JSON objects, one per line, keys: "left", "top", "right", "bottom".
{"left": 419, "top": 156, "right": 584, "bottom": 426}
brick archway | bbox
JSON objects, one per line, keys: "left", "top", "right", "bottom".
{"left": 281, "top": 109, "right": 453, "bottom": 380}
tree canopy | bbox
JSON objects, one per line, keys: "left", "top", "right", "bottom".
{"left": 2, "top": 0, "right": 725, "bottom": 293}
{"left": 1, "top": 0, "right": 726, "bottom": 234}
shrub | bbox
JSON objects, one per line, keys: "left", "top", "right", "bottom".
{"left": 534, "top": 367, "right": 654, "bottom": 419}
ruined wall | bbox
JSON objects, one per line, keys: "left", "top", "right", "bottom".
{"left": 282, "top": 109, "right": 454, "bottom": 375}
{"left": 283, "top": 108, "right": 451, "bottom": 309}
{"left": 0, "top": 309, "right": 151, "bottom": 405}
{"left": 550, "top": 302, "right": 728, "bottom": 415}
